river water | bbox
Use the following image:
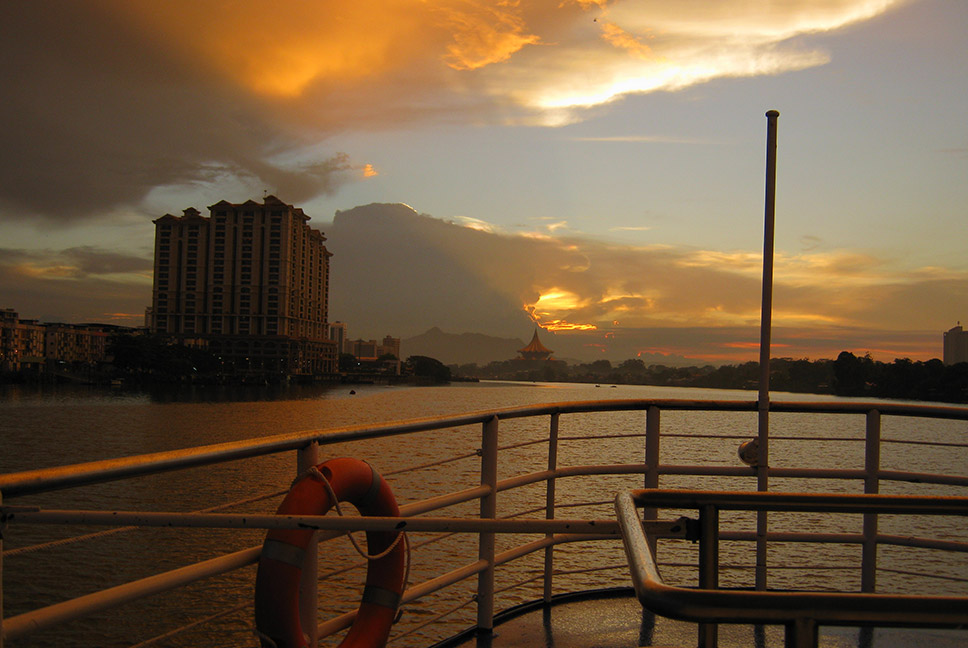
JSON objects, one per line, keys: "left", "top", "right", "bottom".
{"left": 1, "top": 381, "right": 967, "bottom": 647}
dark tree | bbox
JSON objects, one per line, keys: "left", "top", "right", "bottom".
{"left": 406, "top": 356, "right": 451, "bottom": 383}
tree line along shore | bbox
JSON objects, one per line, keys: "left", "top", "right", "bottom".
{"left": 450, "top": 352, "right": 968, "bottom": 404}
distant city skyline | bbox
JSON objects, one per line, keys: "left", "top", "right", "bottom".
{"left": 1, "top": 1, "right": 965, "bottom": 363}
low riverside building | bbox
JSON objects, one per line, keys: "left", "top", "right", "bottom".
{"left": 346, "top": 336, "right": 400, "bottom": 361}
{"left": 0, "top": 309, "right": 115, "bottom": 374}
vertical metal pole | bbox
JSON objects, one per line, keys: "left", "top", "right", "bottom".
{"left": 862, "top": 410, "right": 881, "bottom": 593}
{"left": 543, "top": 412, "right": 559, "bottom": 603}
{"left": 785, "top": 617, "right": 819, "bottom": 648}
{"left": 478, "top": 416, "right": 499, "bottom": 631}
{"left": 1, "top": 490, "right": 5, "bottom": 648}
{"left": 756, "top": 109, "right": 780, "bottom": 591}
{"left": 297, "top": 441, "right": 319, "bottom": 648}
{"left": 644, "top": 406, "right": 661, "bottom": 557}
{"left": 698, "top": 505, "right": 720, "bottom": 648}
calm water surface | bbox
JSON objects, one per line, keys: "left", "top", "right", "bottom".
{"left": 2, "top": 381, "right": 966, "bottom": 647}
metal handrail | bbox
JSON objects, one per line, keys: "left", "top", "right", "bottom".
{"left": 2, "top": 398, "right": 968, "bottom": 647}
{"left": 616, "top": 489, "right": 968, "bottom": 648}
{"left": 3, "top": 399, "right": 966, "bottom": 499}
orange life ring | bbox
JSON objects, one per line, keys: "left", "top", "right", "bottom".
{"left": 254, "top": 457, "right": 406, "bottom": 648}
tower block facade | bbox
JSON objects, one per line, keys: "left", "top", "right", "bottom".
{"left": 149, "top": 196, "right": 336, "bottom": 376}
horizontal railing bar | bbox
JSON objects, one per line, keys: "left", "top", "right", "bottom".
{"left": 384, "top": 450, "right": 479, "bottom": 478}
{"left": 2, "top": 546, "right": 261, "bottom": 641}
{"left": 0, "top": 413, "right": 494, "bottom": 498}
{"left": 877, "top": 470, "right": 968, "bottom": 487}
{"left": 659, "top": 465, "right": 757, "bottom": 477}
{"left": 719, "top": 531, "right": 866, "bottom": 544}
{"left": 629, "top": 489, "right": 968, "bottom": 514}
{"left": 2, "top": 509, "right": 627, "bottom": 536}
{"left": 877, "top": 533, "right": 968, "bottom": 552}
{"left": 317, "top": 559, "right": 491, "bottom": 638}
{"left": 5, "top": 399, "right": 965, "bottom": 498}
{"left": 882, "top": 438, "right": 968, "bottom": 449}
{"left": 616, "top": 491, "right": 968, "bottom": 629}
{"left": 317, "top": 532, "right": 620, "bottom": 640}
{"left": 387, "top": 595, "right": 477, "bottom": 645}
{"left": 398, "top": 485, "right": 491, "bottom": 517}
{"left": 126, "top": 602, "right": 246, "bottom": 648}
{"left": 663, "top": 435, "right": 863, "bottom": 442}
{"left": 714, "top": 531, "right": 968, "bottom": 553}
{"left": 497, "top": 464, "right": 649, "bottom": 493}
{"left": 766, "top": 401, "right": 968, "bottom": 420}
{"left": 559, "top": 433, "right": 645, "bottom": 441}
{"left": 768, "top": 467, "right": 867, "bottom": 479}
{"left": 879, "top": 567, "right": 968, "bottom": 583}
{"left": 497, "top": 438, "right": 548, "bottom": 452}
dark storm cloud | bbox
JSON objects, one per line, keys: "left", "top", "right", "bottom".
{"left": 324, "top": 203, "right": 953, "bottom": 361}
{"left": 0, "top": 3, "right": 350, "bottom": 222}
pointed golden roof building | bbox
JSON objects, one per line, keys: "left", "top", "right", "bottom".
{"left": 518, "top": 328, "right": 553, "bottom": 361}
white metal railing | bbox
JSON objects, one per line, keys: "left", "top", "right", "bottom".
{"left": 2, "top": 398, "right": 968, "bottom": 647}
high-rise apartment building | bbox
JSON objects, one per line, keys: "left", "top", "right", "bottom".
{"left": 328, "top": 321, "right": 347, "bottom": 355}
{"left": 944, "top": 324, "right": 968, "bottom": 366}
{"left": 149, "top": 196, "right": 337, "bottom": 375}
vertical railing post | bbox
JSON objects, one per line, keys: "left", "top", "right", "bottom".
{"left": 644, "top": 406, "right": 661, "bottom": 556}
{"left": 543, "top": 412, "right": 559, "bottom": 603}
{"left": 297, "top": 441, "right": 319, "bottom": 648}
{"left": 477, "top": 416, "right": 499, "bottom": 632}
{"left": 1, "top": 489, "right": 5, "bottom": 648}
{"left": 862, "top": 409, "right": 881, "bottom": 593}
{"left": 698, "top": 504, "right": 720, "bottom": 648}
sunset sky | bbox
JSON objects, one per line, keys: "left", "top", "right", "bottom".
{"left": 1, "top": 0, "right": 965, "bottom": 364}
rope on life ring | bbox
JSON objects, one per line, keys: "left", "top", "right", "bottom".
{"left": 254, "top": 457, "right": 407, "bottom": 648}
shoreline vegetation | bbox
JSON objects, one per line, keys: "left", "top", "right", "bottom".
{"left": 451, "top": 352, "right": 968, "bottom": 404}
{"left": 2, "top": 333, "right": 966, "bottom": 405}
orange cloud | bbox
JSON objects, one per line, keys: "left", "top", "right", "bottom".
{"left": 362, "top": 164, "right": 379, "bottom": 178}
{"left": 438, "top": 3, "right": 540, "bottom": 70}
{"left": 542, "top": 320, "right": 598, "bottom": 331}
{"left": 111, "top": 4, "right": 386, "bottom": 97}
{"left": 600, "top": 22, "right": 655, "bottom": 60}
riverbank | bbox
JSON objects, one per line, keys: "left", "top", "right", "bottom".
{"left": 451, "top": 353, "right": 968, "bottom": 404}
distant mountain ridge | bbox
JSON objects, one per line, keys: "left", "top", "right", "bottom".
{"left": 402, "top": 327, "right": 525, "bottom": 365}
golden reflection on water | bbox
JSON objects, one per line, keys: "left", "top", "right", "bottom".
{"left": 1, "top": 382, "right": 966, "bottom": 646}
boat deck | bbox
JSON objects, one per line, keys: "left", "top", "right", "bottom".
{"left": 434, "top": 588, "right": 968, "bottom": 648}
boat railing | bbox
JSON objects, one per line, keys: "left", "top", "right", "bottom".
{"left": 2, "top": 398, "right": 968, "bottom": 647}
{"left": 616, "top": 489, "right": 968, "bottom": 648}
